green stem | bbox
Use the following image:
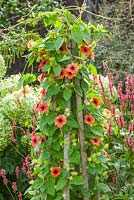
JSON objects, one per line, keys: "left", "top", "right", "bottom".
{"left": 6, "top": 185, "right": 16, "bottom": 200}
{"left": 11, "top": 143, "right": 25, "bottom": 158}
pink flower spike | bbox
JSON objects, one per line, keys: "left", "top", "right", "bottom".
{"left": 12, "top": 182, "right": 17, "bottom": 193}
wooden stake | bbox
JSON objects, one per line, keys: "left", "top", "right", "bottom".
{"left": 75, "top": 78, "right": 89, "bottom": 200}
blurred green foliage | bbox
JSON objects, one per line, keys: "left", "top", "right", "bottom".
{"left": 0, "top": 0, "right": 63, "bottom": 28}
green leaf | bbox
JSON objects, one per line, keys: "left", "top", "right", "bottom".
{"left": 55, "top": 193, "right": 63, "bottom": 200}
{"left": 56, "top": 178, "right": 67, "bottom": 191}
{"left": 18, "top": 77, "right": 24, "bottom": 88}
{"left": 70, "top": 150, "right": 80, "bottom": 164}
{"left": 67, "top": 117, "right": 78, "bottom": 128}
{"left": 104, "top": 33, "right": 112, "bottom": 41}
{"left": 53, "top": 65, "right": 61, "bottom": 76}
{"left": 32, "top": 168, "right": 41, "bottom": 176}
{"left": 96, "top": 183, "right": 111, "bottom": 193}
{"left": 63, "top": 10, "right": 72, "bottom": 24}
{"left": 59, "top": 55, "right": 70, "bottom": 62}
{"left": 39, "top": 114, "right": 47, "bottom": 132}
{"left": 70, "top": 176, "right": 84, "bottom": 185}
{"left": 32, "top": 178, "right": 44, "bottom": 190}
{"left": 28, "top": 55, "right": 36, "bottom": 67}
{"left": 56, "top": 97, "right": 66, "bottom": 109}
{"left": 63, "top": 88, "right": 72, "bottom": 101}
{"left": 31, "top": 197, "right": 40, "bottom": 200}
{"left": 45, "top": 41, "right": 56, "bottom": 50}
{"left": 43, "top": 62, "right": 50, "bottom": 72}
{"left": 47, "top": 113, "right": 57, "bottom": 125}
{"left": 81, "top": 79, "right": 89, "bottom": 92}
{"left": 88, "top": 64, "right": 97, "bottom": 76}
{"left": 71, "top": 24, "right": 83, "bottom": 45}
{"left": 18, "top": 74, "right": 36, "bottom": 88}
{"left": 47, "top": 180, "right": 55, "bottom": 196}
{"left": 55, "top": 37, "right": 64, "bottom": 51}
{"left": 46, "top": 85, "right": 60, "bottom": 98}
{"left": 41, "top": 79, "right": 49, "bottom": 88}
{"left": 90, "top": 126, "right": 103, "bottom": 137}
{"left": 74, "top": 85, "right": 83, "bottom": 97}
{"left": 47, "top": 125, "right": 57, "bottom": 136}
{"left": 82, "top": 27, "right": 91, "bottom": 43}
{"left": 78, "top": 104, "right": 85, "bottom": 112}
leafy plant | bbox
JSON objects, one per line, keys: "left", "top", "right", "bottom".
{"left": 21, "top": 9, "right": 112, "bottom": 200}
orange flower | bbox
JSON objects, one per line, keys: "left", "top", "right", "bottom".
{"left": 60, "top": 43, "right": 68, "bottom": 52}
{"left": 65, "top": 70, "right": 76, "bottom": 79}
{"left": 38, "top": 59, "right": 49, "bottom": 72}
{"left": 55, "top": 115, "right": 66, "bottom": 128}
{"left": 67, "top": 63, "right": 78, "bottom": 74}
{"left": 91, "top": 137, "right": 101, "bottom": 146}
{"left": 36, "top": 102, "right": 48, "bottom": 114}
{"left": 80, "top": 45, "right": 91, "bottom": 57}
{"left": 58, "top": 68, "right": 66, "bottom": 79}
{"left": 41, "top": 88, "right": 46, "bottom": 98}
{"left": 92, "top": 98, "right": 101, "bottom": 107}
{"left": 84, "top": 114, "right": 95, "bottom": 126}
{"left": 32, "top": 134, "right": 39, "bottom": 147}
{"left": 51, "top": 167, "right": 60, "bottom": 177}
{"left": 80, "top": 42, "right": 95, "bottom": 60}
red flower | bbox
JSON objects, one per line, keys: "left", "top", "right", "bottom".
{"left": 67, "top": 63, "right": 78, "bottom": 74}
{"left": 41, "top": 136, "right": 46, "bottom": 144}
{"left": 32, "top": 134, "right": 39, "bottom": 147}
{"left": 84, "top": 114, "right": 95, "bottom": 126}
{"left": 92, "top": 98, "right": 101, "bottom": 107}
{"left": 91, "top": 137, "right": 101, "bottom": 146}
{"left": 55, "top": 115, "right": 67, "bottom": 128}
{"left": 65, "top": 70, "right": 76, "bottom": 79}
{"left": 51, "top": 167, "right": 60, "bottom": 177}
{"left": 38, "top": 59, "right": 49, "bottom": 72}
{"left": 41, "top": 88, "right": 46, "bottom": 98}
{"left": 80, "top": 45, "right": 91, "bottom": 57}
{"left": 58, "top": 68, "right": 66, "bottom": 79}
{"left": 36, "top": 102, "right": 48, "bottom": 114}
{"left": 80, "top": 43, "right": 95, "bottom": 60}
{"left": 60, "top": 43, "right": 68, "bottom": 52}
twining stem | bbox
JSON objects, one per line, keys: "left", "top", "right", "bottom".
{"left": 75, "top": 78, "right": 89, "bottom": 200}
{"left": 63, "top": 80, "right": 71, "bottom": 200}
